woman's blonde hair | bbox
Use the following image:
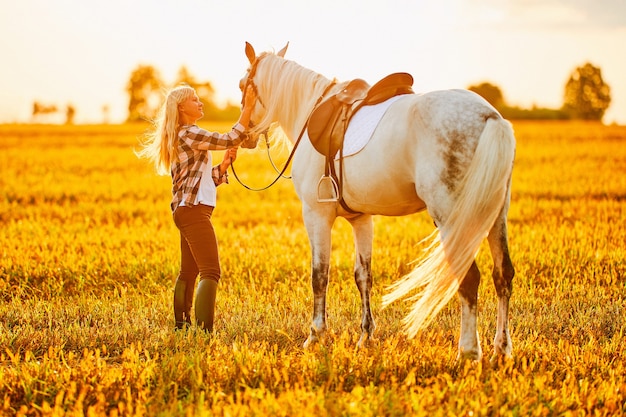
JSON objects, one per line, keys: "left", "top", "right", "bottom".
{"left": 136, "top": 85, "right": 196, "bottom": 175}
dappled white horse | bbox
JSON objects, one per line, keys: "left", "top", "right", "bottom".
{"left": 240, "top": 42, "right": 516, "bottom": 362}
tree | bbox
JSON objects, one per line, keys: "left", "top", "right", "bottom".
{"left": 65, "top": 104, "right": 75, "bottom": 125}
{"left": 126, "top": 65, "right": 163, "bottom": 122}
{"left": 125, "top": 64, "right": 237, "bottom": 122}
{"left": 468, "top": 82, "right": 505, "bottom": 109}
{"left": 102, "top": 104, "right": 110, "bottom": 124}
{"left": 32, "top": 102, "right": 58, "bottom": 117}
{"left": 174, "top": 66, "right": 221, "bottom": 119}
{"left": 32, "top": 102, "right": 59, "bottom": 123}
{"left": 562, "top": 62, "right": 611, "bottom": 121}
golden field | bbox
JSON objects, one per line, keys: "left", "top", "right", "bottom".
{"left": 0, "top": 121, "right": 624, "bottom": 416}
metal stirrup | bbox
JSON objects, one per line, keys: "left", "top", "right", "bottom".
{"left": 317, "top": 175, "right": 339, "bottom": 202}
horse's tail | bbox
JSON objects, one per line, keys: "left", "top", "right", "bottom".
{"left": 383, "top": 116, "right": 516, "bottom": 337}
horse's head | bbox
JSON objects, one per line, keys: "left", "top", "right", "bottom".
{"left": 238, "top": 42, "right": 289, "bottom": 149}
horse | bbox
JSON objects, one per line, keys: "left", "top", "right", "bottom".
{"left": 239, "top": 42, "right": 516, "bottom": 362}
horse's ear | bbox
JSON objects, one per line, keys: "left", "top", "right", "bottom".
{"left": 277, "top": 42, "right": 289, "bottom": 58}
{"left": 245, "top": 42, "right": 256, "bottom": 64}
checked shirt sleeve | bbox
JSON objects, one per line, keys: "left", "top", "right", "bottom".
{"left": 183, "top": 123, "right": 247, "bottom": 150}
{"left": 211, "top": 165, "right": 229, "bottom": 186}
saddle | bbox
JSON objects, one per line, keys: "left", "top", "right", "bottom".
{"left": 307, "top": 72, "right": 414, "bottom": 210}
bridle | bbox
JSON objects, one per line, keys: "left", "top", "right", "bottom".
{"left": 231, "top": 56, "right": 336, "bottom": 192}
{"left": 241, "top": 53, "right": 265, "bottom": 109}
{"left": 232, "top": 53, "right": 290, "bottom": 191}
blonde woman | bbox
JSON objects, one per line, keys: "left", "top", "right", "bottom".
{"left": 138, "top": 84, "right": 256, "bottom": 331}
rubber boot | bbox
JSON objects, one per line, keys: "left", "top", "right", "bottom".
{"left": 194, "top": 279, "right": 218, "bottom": 332}
{"left": 173, "top": 279, "right": 193, "bottom": 330}
{"left": 184, "top": 279, "right": 195, "bottom": 320}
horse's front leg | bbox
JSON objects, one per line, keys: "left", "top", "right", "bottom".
{"left": 303, "top": 208, "right": 335, "bottom": 349}
{"left": 348, "top": 214, "right": 375, "bottom": 348}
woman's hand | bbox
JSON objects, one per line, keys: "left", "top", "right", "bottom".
{"left": 226, "top": 147, "right": 238, "bottom": 164}
{"left": 240, "top": 86, "right": 257, "bottom": 128}
{"left": 220, "top": 147, "right": 238, "bottom": 174}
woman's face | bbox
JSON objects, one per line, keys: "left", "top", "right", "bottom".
{"left": 179, "top": 93, "right": 203, "bottom": 123}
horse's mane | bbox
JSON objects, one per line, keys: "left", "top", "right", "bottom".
{"left": 250, "top": 52, "right": 333, "bottom": 147}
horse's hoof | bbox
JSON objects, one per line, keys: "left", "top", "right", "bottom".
{"left": 304, "top": 325, "right": 327, "bottom": 349}
{"left": 489, "top": 350, "right": 513, "bottom": 367}
{"left": 456, "top": 349, "right": 482, "bottom": 363}
{"left": 357, "top": 333, "right": 373, "bottom": 349}
{"left": 303, "top": 334, "right": 319, "bottom": 349}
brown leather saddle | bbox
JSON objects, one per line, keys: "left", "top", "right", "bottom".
{"left": 307, "top": 72, "right": 414, "bottom": 211}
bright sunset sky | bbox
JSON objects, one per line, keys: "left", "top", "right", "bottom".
{"left": 1, "top": 0, "right": 624, "bottom": 124}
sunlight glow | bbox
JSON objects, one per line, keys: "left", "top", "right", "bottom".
{"left": 0, "top": 0, "right": 623, "bottom": 124}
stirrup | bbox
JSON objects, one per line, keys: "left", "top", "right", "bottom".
{"left": 317, "top": 175, "right": 339, "bottom": 202}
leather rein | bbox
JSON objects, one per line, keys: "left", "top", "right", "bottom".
{"left": 231, "top": 59, "right": 336, "bottom": 191}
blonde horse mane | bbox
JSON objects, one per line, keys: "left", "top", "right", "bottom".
{"left": 248, "top": 53, "right": 334, "bottom": 148}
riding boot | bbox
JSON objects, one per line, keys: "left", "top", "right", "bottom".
{"left": 173, "top": 279, "right": 192, "bottom": 330}
{"left": 184, "top": 278, "right": 196, "bottom": 320}
{"left": 194, "top": 279, "right": 218, "bottom": 332}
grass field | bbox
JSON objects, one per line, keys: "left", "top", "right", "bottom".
{"left": 0, "top": 121, "right": 625, "bottom": 416}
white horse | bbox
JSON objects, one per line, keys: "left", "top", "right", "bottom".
{"left": 240, "top": 42, "right": 516, "bottom": 362}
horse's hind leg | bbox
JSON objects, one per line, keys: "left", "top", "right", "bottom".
{"left": 348, "top": 214, "right": 375, "bottom": 347}
{"left": 458, "top": 261, "right": 482, "bottom": 361}
{"left": 488, "top": 205, "right": 515, "bottom": 362}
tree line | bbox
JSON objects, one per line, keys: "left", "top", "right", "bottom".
{"left": 468, "top": 62, "right": 611, "bottom": 121}
{"left": 31, "top": 62, "right": 611, "bottom": 124}
{"left": 125, "top": 65, "right": 241, "bottom": 123}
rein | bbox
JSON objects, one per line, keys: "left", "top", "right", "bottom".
{"left": 264, "top": 134, "right": 292, "bottom": 179}
{"left": 231, "top": 78, "right": 337, "bottom": 192}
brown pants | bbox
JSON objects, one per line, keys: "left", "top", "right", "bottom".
{"left": 173, "top": 204, "right": 221, "bottom": 284}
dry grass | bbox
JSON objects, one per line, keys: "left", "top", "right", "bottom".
{"left": 0, "top": 121, "right": 624, "bottom": 416}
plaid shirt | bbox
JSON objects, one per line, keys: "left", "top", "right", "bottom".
{"left": 170, "top": 123, "right": 246, "bottom": 212}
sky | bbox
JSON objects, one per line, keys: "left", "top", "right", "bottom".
{"left": 1, "top": 0, "right": 625, "bottom": 124}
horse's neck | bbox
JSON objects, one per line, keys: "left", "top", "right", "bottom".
{"left": 265, "top": 59, "right": 330, "bottom": 141}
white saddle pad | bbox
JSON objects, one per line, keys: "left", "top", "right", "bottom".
{"left": 338, "top": 95, "right": 404, "bottom": 159}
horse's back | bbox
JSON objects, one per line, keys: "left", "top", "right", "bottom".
{"left": 340, "top": 90, "right": 505, "bottom": 216}
{"left": 413, "top": 89, "right": 500, "bottom": 128}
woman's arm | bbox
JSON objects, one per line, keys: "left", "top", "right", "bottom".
{"left": 183, "top": 86, "right": 257, "bottom": 151}
{"left": 211, "top": 147, "right": 238, "bottom": 186}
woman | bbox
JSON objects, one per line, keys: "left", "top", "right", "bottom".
{"left": 138, "top": 84, "right": 256, "bottom": 331}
